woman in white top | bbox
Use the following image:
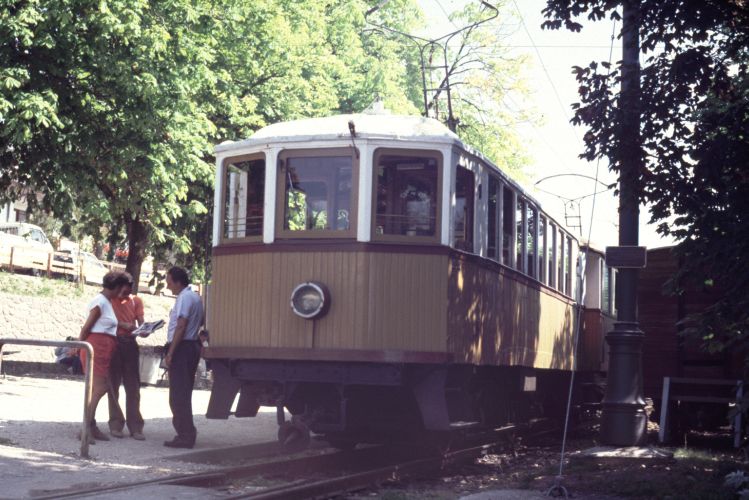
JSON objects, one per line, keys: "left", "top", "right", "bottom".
{"left": 78, "top": 270, "right": 129, "bottom": 443}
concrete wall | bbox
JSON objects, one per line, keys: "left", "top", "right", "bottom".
{"left": 0, "top": 289, "right": 175, "bottom": 363}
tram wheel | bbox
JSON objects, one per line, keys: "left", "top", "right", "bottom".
{"left": 278, "top": 421, "right": 311, "bottom": 452}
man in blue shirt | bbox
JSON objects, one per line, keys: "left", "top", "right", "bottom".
{"left": 163, "top": 266, "right": 204, "bottom": 449}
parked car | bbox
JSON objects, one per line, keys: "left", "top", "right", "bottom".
{"left": 81, "top": 252, "right": 108, "bottom": 285}
{"left": 0, "top": 222, "right": 54, "bottom": 274}
{"left": 52, "top": 249, "right": 78, "bottom": 281}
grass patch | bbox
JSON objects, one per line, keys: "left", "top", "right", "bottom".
{"left": 0, "top": 270, "right": 90, "bottom": 299}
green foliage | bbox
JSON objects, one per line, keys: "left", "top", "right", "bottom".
{"left": 542, "top": 1, "right": 749, "bottom": 356}
{"left": 0, "top": 0, "right": 426, "bottom": 281}
{"left": 365, "top": 0, "right": 535, "bottom": 177}
{"left": 1, "top": 0, "right": 531, "bottom": 283}
{"left": 443, "top": 1, "right": 534, "bottom": 177}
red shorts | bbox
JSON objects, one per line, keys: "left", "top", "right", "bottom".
{"left": 80, "top": 333, "right": 117, "bottom": 377}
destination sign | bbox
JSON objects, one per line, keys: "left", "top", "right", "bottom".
{"left": 605, "top": 246, "right": 648, "bottom": 268}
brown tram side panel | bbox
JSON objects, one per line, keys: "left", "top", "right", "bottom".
{"left": 208, "top": 246, "right": 578, "bottom": 370}
{"left": 446, "top": 254, "right": 576, "bottom": 370}
{"left": 579, "top": 308, "right": 612, "bottom": 372}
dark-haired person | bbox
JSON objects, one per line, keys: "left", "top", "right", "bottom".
{"left": 54, "top": 336, "right": 83, "bottom": 375}
{"left": 108, "top": 273, "right": 146, "bottom": 440}
{"left": 163, "top": 266, "right": 204, "bottom": 449}
{"left": 78, "top": 270, "right": 130, "bottom": 443}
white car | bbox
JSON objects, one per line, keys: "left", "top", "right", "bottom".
{"left": 81, "top": 252, "right": 108, "bottom": 285}
{"left": 0, "top": 222, "right": 54, "bottom": 274}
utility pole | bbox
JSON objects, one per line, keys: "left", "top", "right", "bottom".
{"left": 600, "top": 0, "right": 648, "bottom": 446}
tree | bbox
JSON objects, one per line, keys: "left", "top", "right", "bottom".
{"left": 434, "top": 1, "right": 534, "bottom": 176}
{"left": 1, "top": 0, "right": 218, "bottom": 286}
{"left": 1, "top": 0, "right": 426, "bottom": 286}
{"left": 542, "top": 2, "right": 749, "bottom": 353}
{"left": 368, "top": 2, "right": 533, "bottom": 176}
{"left": 2, "top": 0, "right": 531, "bottom": 287}
{"left": 365, "top": 0, "right": 535, "bottom": 177}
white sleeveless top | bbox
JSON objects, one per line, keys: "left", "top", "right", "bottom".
{"left": 87, "top": 293, "right": 118, "bottom": 336}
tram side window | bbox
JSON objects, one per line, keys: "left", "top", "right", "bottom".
{"left": 548, "top": 223, "right": 557, "bottom": 288}
{"left": 602, "top": 261, "right": 611, "bottom": 314}
{"left": 283, "top": 155, "right": 353, "bottom": 232}
{"left": 224, "top": 157, "right": 265, "bottom": 239}
{"left": 539, "top": 215, "right": 547, "bottom": 284}
{"left": 454, "top": 167, "right": 474, "bottom": 252}
{"left": 557, "top": 229, "right": 565, "bottom": 293}
{"left": 527, "top": 206, "right": 537, "bottom": 278}
{"left": 487, "top": 177, "right": 498, "bottom": 260}
{"left": 565, "top": 237, "right": 573, "bottom": 296}
{"left": 502, "top": 186, "right": 513, "bottom": 265}
{"left": 374, "top": 153, "right": 439, "bottom": 237}
{"left": 516, "top": 198, "right": 524, "bottom": 271}
{"left": 602, "top": 264, "right": 617, "bottom": 315}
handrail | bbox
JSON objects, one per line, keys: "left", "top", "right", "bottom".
{"left": 0, "top": 338, "right": 94, "bottom": 458}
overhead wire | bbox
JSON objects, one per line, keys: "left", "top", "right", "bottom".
{"left": 510, "top": 0, "right": 582, "bottom": 144}
{"left": 434, "top": 0, "right": 461, "bottom": 31}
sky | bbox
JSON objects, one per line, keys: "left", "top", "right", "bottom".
{"left": 416, "top": 0, "right": 676, "bottom": 249}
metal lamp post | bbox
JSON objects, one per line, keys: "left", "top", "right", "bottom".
{"left": 599, "top": 0, "right": 648, "bottom": 446}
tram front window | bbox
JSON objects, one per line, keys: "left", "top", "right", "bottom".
{"left": 223, "top": 156, "right": 265, "bottom": 239}
{"left": 282, "top": 155, "right": 353, "bottom": 233}
{"left": 374, "top": 152, "right": 440, "bottom": 238}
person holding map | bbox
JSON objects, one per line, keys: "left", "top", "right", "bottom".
{"left": 107, "top": 272, "right": 146, "bottom": 440}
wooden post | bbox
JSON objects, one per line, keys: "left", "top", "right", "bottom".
{"left": 79, "top": 252, "right": 84, "bottom": 291}
{"left": 9, "top": 247, "right": 14, "bottom": 273}
{"left": 46, "top": 252, "right": 52, "bottom": 278}
{"left": 735, "top": 382, "right": 744, "bottom": 448}
{"left": 658, "top": 376, "right": 671, "bottom": 444}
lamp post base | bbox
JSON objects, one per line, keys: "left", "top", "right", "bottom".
{"left": 601, "top": 402, "right": 648, "bottom": 446}
{"left": 600, "top": 321, "right": 647, "bottom": 446}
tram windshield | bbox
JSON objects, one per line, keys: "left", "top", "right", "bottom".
{"left": 374, "top": 153, "right": 439, "bottom": 238}
{"left": 282, "top": 155, "right": 353, "bottom": 232}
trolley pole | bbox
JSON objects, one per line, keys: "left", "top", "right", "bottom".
{"left": 600, "top": 0, "right": 647, "bottom": 446}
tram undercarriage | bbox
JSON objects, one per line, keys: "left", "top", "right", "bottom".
{"left": 206, "top": 359, "right": 579, "bottom": 448}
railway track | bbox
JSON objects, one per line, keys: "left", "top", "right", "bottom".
{"left": 37, "top": 423, "right": 544, "bottom": 499}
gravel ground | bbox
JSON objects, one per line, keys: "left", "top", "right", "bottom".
{"left": 0, "top": 374, "right": 278, "bottom": 499}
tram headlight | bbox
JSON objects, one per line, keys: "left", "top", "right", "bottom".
{"left": 290, "top": 281, "right": 330, "bottom": 319}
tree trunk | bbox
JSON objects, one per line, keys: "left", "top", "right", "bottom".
{"left": 106, "top": 220, "right": 121, "bottom": 262}
{"left": 125, "top": 215, "right": 149, "bottom": 293}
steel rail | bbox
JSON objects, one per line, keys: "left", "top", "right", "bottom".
{"left": 35, "top": 423, "right": 539, "bottom": 499}
{"left": 232, "top": 441, "right": 506, "bottom": 500}
{"left": 0, "top": 338, "right": 94, "bottom": 458}
{"left": 229, "top": 429, "right": 522, "bottom": 500}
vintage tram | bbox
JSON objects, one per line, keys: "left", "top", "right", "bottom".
{"left": 203, "top": 112, "right": 610, "bottom": 446}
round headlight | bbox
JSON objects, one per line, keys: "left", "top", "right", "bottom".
{"left": 290, "top": 281, "right": 330, "bottom": 319}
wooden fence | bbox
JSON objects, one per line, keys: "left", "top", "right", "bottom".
{"left": 0, "top": 245, "right": 157, "bottom": 292}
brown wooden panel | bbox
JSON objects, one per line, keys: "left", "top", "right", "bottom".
{"left": 203, "top": 346, "right": 452, "bottom": 364}
{"left": 580, "top": 308, "right": 609, "bottom": 372}
{"left": 638, "top": 247, "right": 741, "bottom": 399}
{"left": 208, "top": 250, "right": 448, "bottom": 354}
{"left": 447, "top": 255, "right": 576, "bottom": 370}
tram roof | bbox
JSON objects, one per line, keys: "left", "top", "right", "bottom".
{"left": 215, "top": 113, "right": 462, "bottom": 152}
